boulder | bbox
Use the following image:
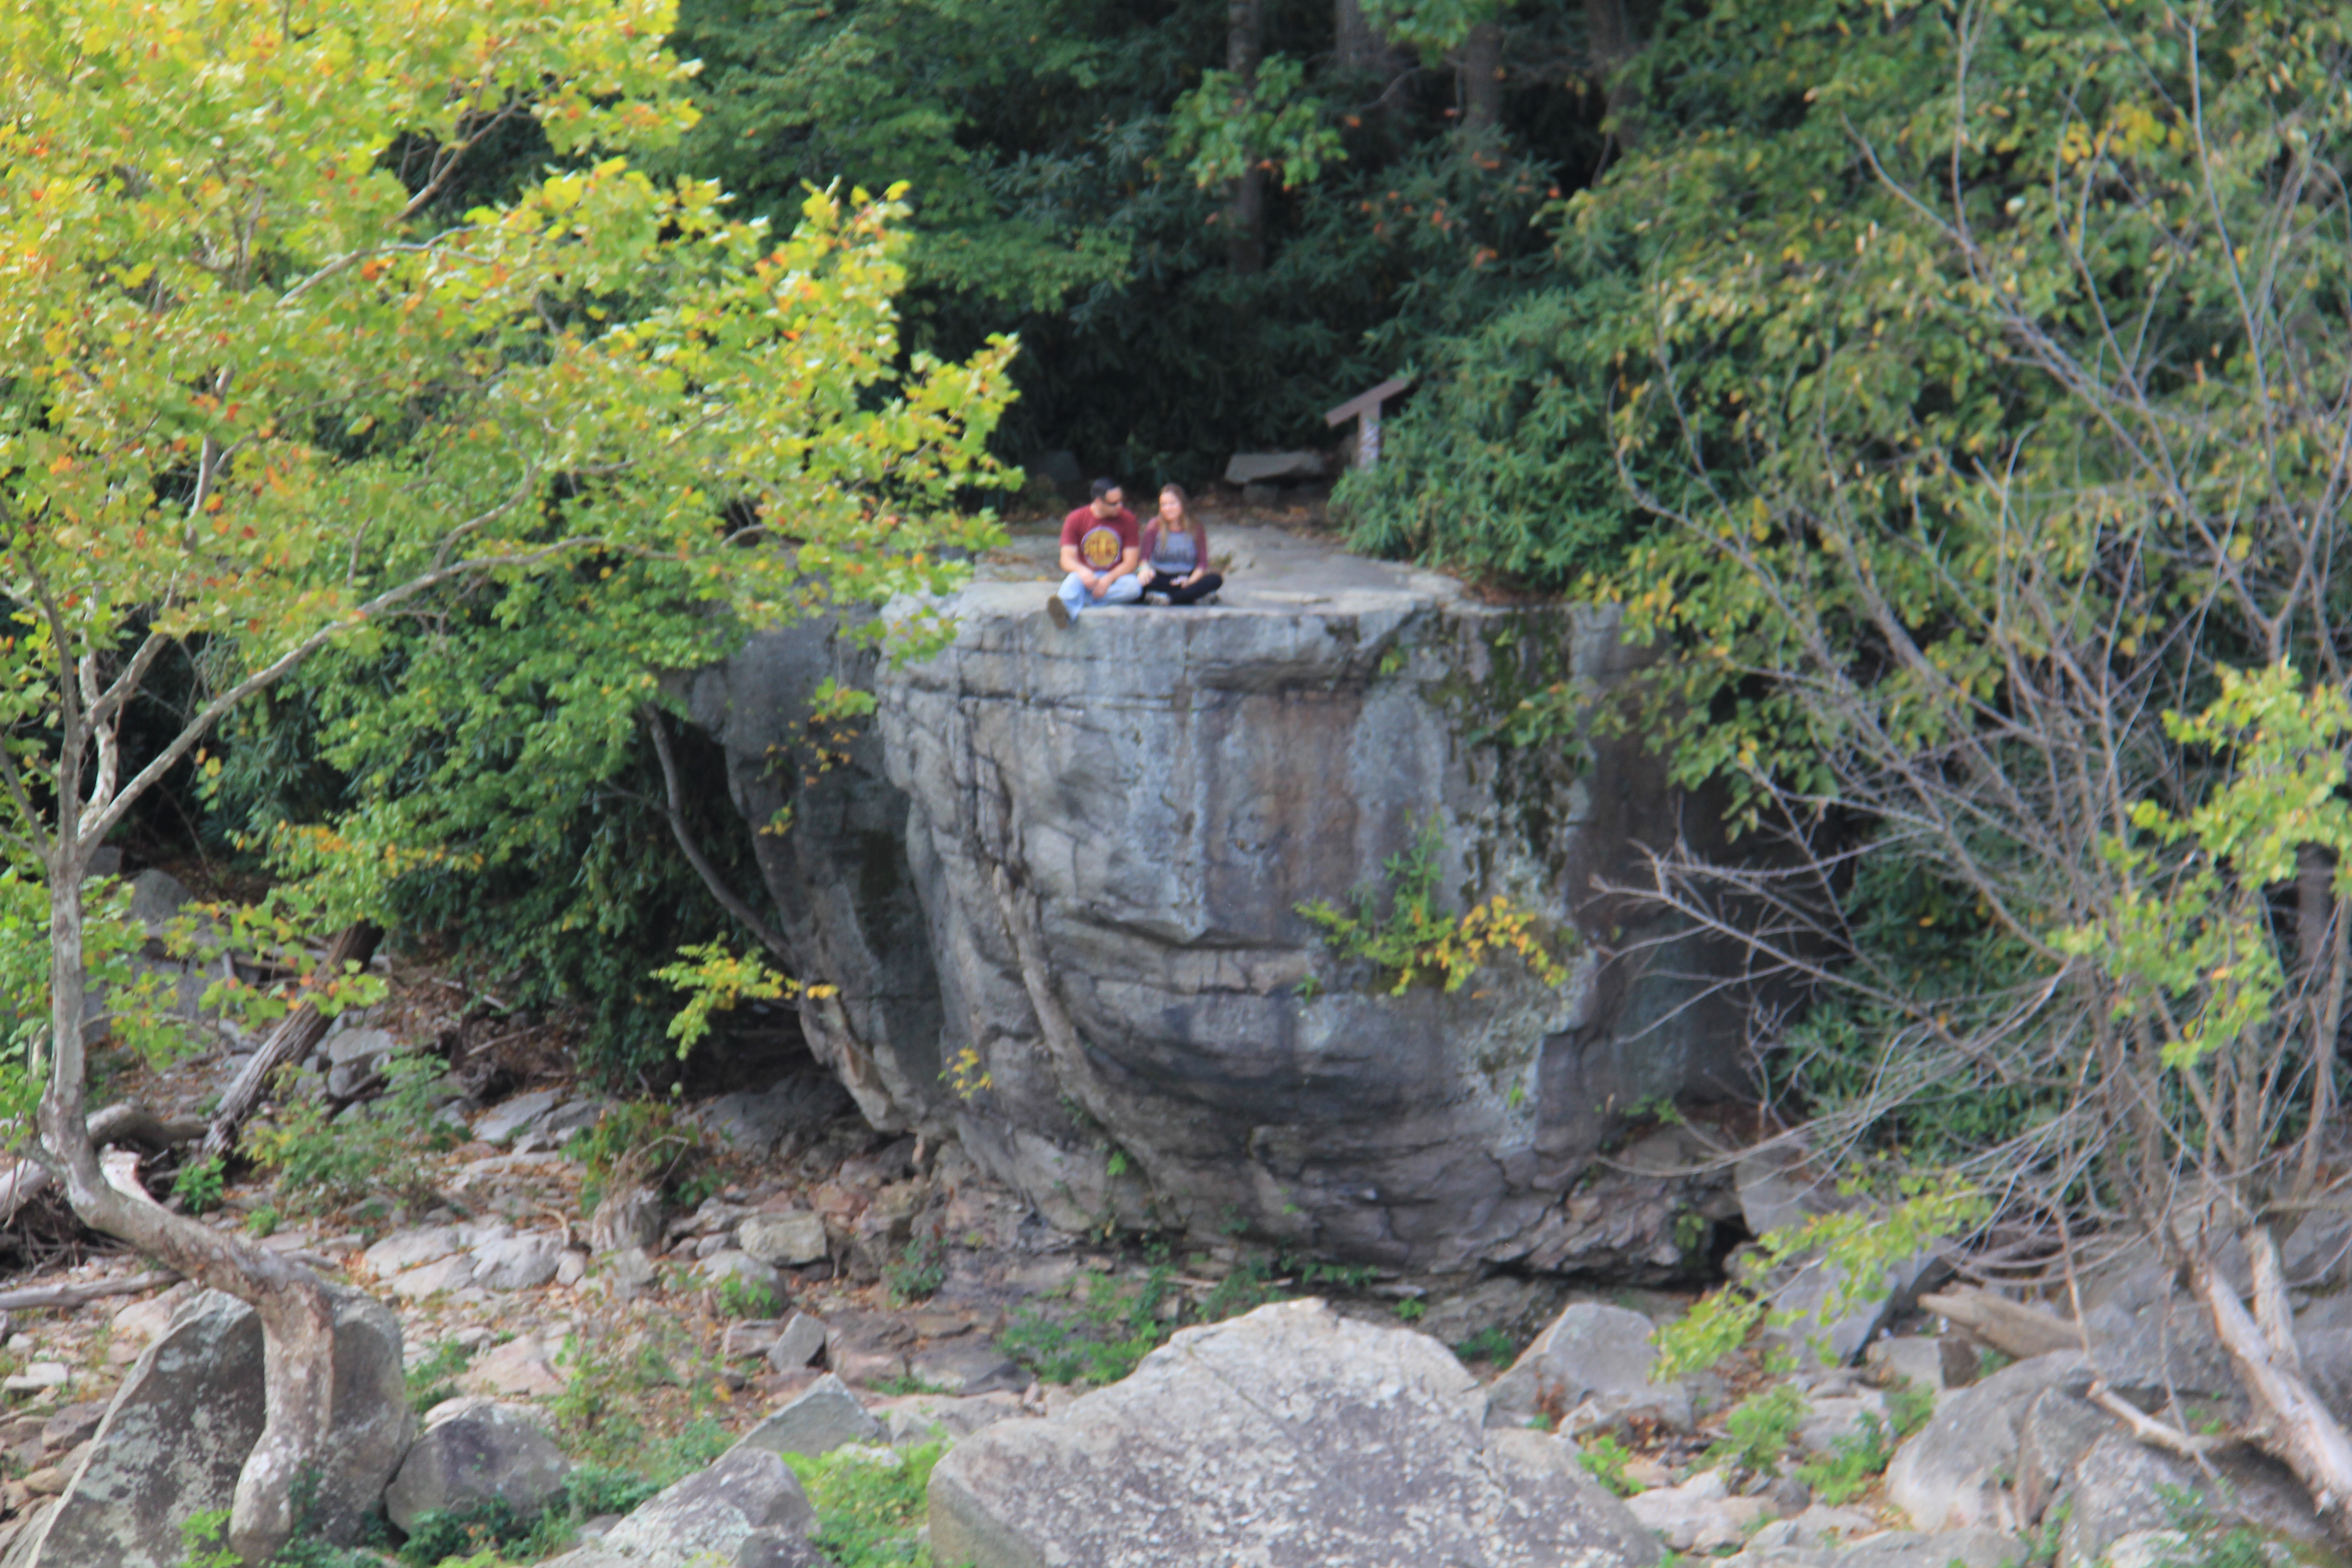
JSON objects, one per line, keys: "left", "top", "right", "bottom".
{"left": 691, "top": 540, "right": 1751, "bottom": 1269}
{"left": 474, "top": 1090, "right": 563, "bottom": 1146}
{"left": 1623, "top": 1470, "right": 1774, "bottom": 1553}
{"left": 736, "top": 1374, "right": 882, "bottom": 1459}
{"left": 1223, "top": 450, "right": 1328, "bottom": 485}
{"left": 323, "top": 1027, "right": 397, "bottom": 1100}
{"left": 389, "top": 1254, "right": 480, "bottom": 1301}
{"left": 2053, "top": 1431, "right": 2329, "bottom": 1568}
{"left": 13, "top": 1285, "right": 410, "bottom": 1567}
{"left": 471, "top": 1232, "right": 565, "bottom": 1292}
{"left": 926, "top": 1298, "right": 1661, "bottom": 1568}
{"left": 588, "top": 1186, "right": 663, "bottom": 1255}
{"left": 700, "top": 1251, "right": 786, "bottom": 1310}
{"left": 1884, "top": 1352, "right": 2082, "bottom": 1532}
{"left": 543, "top": 1446, "right": 822, "bottom": 1568}
{"left": 365, "top": 1225, "right": 465, "bottom": 1277}
{"left": 871, "top": 1391, "right": 1023, "bottom": 1446}
{"left": 738, "top": 1212, "right": 829, "bottom": 1269}
{"left": 461, "top": 1335, "right": 567, "bottom": 1399}
{"left": 1485, "top": 1302, "right": 1692, "bottom": 1434}
{"left": 1718, "top": 1529, "right": 2024, "bottom": 1568}
{"left": 904, "top": 1338, "right": 1025, "bottom": 1396}
{"left": 764, "top": 1313, "right": 828, "bottom": 1375}
{"left": 385, "top": 1401, "right": 570, "bottom": 1534}
{"left": 2012, "top": 1387, "right": 2113, "bottom": 1527}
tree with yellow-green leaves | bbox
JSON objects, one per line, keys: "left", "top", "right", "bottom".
{"left": 0, "top": 0, "right": 1012, "bottom": 1555}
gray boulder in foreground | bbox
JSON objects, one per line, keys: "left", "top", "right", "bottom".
{"left": 927, "top": 1298, "right": 1661, "bottom": 1568}
{"left": 1885, "top": 1352, "right": 2083, "bottom": 1532}
{"left": 542, "top": 1447, "right": 821, "bottom": 1568}
{"left": 12, "top": 1284, "right": 412, "bottom": 1567}
{"left": 385, "top": 1400, "right": 570, "bottom": 1534}
{"left": 736, "top": 1373, "right": 882, "bottom": 1459}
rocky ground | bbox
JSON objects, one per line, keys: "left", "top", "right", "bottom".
{"left": 2, "top": 874, "right": 2349, "bottom": 1564}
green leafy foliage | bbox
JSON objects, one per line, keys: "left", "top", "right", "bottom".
{"left": 406, "top": 1340, "right": 472, "bottom": 1416}
{"left": 656, "top": 943, "right": 834, "bottom": 1056}
{"left": 564, "top": 1101, "right": 711, "bottom": 1214}
{"left": 882, "top": 1231, "right": 950, "bottom": 1307}
{"left": 1710, "top": 1384, "right": 1807, "bottom": 1477}
{"left": 1655, "top": 1182, "right": 1987, "bottom": 1379}
{"left": 784, "top": 1442, "right": 944, "bottom": 1568}
{"left": 998, "top": 1266, "right": 1175, "bottom": 1387}
{"left": 1792, "top": 1413, "right": 1894, "bottom": 1504}
{"left": 658, "top": 0, "right": 1577, "bottom": 477}
{"left": 246, "top": 1054, "right": 461, "bottom": 1220}
{"left": 546, "top": 1325, "right": 731, "bottom": 1476}
{"left": 1451, "top": 1327, "right": 1518, "bottom": 1365}
{"left": 715, "top": 1274, "right": 785, "bottom": 1319}
{"left": 1298, "top": 812, "right": 1569, "bottom": 995}
{"left": 169, "top": 1156, "right": 225, "bottom": 1217}
{"left": 1168, "top": 54, "right": 1345, "bottom": 191}
{"left": 1884, "top": 1379, "right": 1935, "bottom": 1441}
{"left": 1576, "top": 1431, "right": 1644, "bottom": 1497}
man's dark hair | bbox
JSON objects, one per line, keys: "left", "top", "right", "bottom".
{"left": 1090, "top": 476, "right": 1121, "bottom": 502}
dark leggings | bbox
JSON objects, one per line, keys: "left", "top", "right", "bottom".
{"left": 1143, "top": 569, "right": 1223, "bottom": 605}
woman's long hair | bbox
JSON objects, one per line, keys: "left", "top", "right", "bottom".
{"left": 1159, "top": 484, "right": 1204, "bottom": 539}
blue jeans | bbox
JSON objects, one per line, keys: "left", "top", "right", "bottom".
{"left": 1057, "top": 572, "right": 1142, "bottom": 618}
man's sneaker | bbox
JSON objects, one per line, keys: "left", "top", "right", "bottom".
{"left": 1046, "top": 593, "right": 1074, "bottom": 629}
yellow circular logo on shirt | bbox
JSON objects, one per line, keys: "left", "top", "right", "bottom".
{"left": 1079, "top": 525, "right": 1122, "bottom": 569}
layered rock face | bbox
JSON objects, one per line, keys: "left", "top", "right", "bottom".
{"left": 693, "top": 528, "right": 1745, "bottom": 1273}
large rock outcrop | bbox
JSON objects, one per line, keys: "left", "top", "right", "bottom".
{"left": 927, "top": 1298, "right": 1661, "bottom": 1568}
{"left": 693, "top": 527, "right": 1747, "bottom": 1272}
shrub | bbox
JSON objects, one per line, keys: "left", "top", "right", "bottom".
{"left": 998, "top": 1268, "right": 1175, "bottom": 1387}
{"left": 783, "top": 1441, "right": 943, "bottom": 1568}
{"left": 1792, "top": 1413, "right": 1893, "bottom": 1504}
{"left": 246, "top": 1053, "right": 459, "bottom": 1219}
{"left": 406, "top": 1340, "right": 472, "bottom": 1416}
{"left": 564, "top": 1102, "right": 710, "bottom": 1215}
{"left": 1710, "top": 1384, "right": 1808, "bottom": 1476}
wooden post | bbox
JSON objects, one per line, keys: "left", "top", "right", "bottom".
{"left": 1324, "top": 377, "right": 1413, "bottom": 470}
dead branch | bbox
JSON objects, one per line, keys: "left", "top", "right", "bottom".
{"left": 1921, "top": 1288, "right": 2089, "bottom": 1362}
{"left": 0, "top": 1269, "right": 181, "bottom": 1311}
{"left": 0, "top": 1102, "right": 207, "bottom": 1224}
{"left": 199, "top": 920, "right": 382, "bottom": 1162}
{"left": 2085, "top": 1380, "right": 2239, "bottom": 1461}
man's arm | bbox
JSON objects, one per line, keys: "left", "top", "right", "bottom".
{"left": 1060, "top": 541, "right": 1106, "bottom": 591}
{"left": 1113, "top": 541, "right": 1142, "bottom": 581}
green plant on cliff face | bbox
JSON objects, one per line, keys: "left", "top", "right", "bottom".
{"left": 1297, "top": 812, "right": 1569, "bottom": 996}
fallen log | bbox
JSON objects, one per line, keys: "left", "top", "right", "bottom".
{"left": 1920, "top": 1287, "right": 2089, "bottom": 1361}
{"left": 0, "top": 1269, "right": 180, "bottom": 1312}
{"left": 0, "top": 1103, "right": 207, "bottom": 1224}
{"left": 198, "top": 920, "right": 382, "bottom": 1163}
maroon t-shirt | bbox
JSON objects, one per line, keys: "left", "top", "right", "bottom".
{"left": 1061, "top": 505, "right": 1139, "bottom": 573}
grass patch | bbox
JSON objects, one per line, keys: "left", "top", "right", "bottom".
{"left": 784, "top": 1441, "right": 942, "bottom": 1568}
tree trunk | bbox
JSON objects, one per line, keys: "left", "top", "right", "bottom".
{"left": 1336, "top": 0, "right": 1415, "bottom": 121}
{"left": 1335, "top": 0, "right": 1382, "bottom": 70}
{"left": 1460, "top": 19, "right": 1504, "bottom": 136}
{"left": 1227, "top": 0, "right": 1266, "bottom": 275}
{"left": 42, "top": 858, "right": 338, "bottom": 1564}
{"left": 200, "top": 921, "right": 382, "bottom": 1162}
{"left": 2190, "top": 1231, "right": 2352, "bottom": 1539}
{"left": 1583, "top": 0, "right": 1642, "bottom": 145}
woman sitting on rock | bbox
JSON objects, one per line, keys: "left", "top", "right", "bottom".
{"left": 1138, "top": 484, "right": 1225, "bottom": 606}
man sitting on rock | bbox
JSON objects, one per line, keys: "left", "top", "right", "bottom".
{"left": 1047, "top": 477, "right": 1143, "bottom": 628}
